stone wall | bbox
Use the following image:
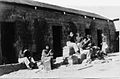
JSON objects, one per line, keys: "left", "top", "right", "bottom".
{"left": 0, "top": 2, "right": 117, "bottom": 63}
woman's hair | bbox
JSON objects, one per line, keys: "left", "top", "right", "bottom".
{"left": 45, "top": 44, "right": 50, "bottom": 48}
{"left": 68, "top": 31, "right": 74, "bottom": 35}
{"left": 24, "top": 49, "right": 31, "bottom": 57}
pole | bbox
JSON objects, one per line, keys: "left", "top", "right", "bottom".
{"left": 118, "top": 31, "right": 120, "bottom": 52}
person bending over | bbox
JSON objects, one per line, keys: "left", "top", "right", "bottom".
{"left": 66, "top": 32, "right": 79, "bottom": 54}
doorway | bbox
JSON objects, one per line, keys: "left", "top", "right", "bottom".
{"left": 85, "top": 29, "right": 91, "bottom": 36}
{"left": 1, "top": 22, "right": 17, "bottom": 64}
{"left": 97, "top": 29, "right": 102, "bottom": 49}
{"left": 52, "top": 26, "right": 62, "bottom": 58}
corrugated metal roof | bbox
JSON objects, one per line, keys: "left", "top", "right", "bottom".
{"left": 0, "top": 0, "right": 110, "bottom": 20}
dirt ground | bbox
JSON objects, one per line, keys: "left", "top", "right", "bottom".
{"left": 0, "top": 53, "right": 120, "bottom": 78}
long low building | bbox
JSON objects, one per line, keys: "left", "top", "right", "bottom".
{"left": 0, "top": 0, "right": 118, "bottom": 64}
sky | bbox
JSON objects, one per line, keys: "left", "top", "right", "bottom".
{"left": 33, "top": 0, "right": 120, "bottom": 31}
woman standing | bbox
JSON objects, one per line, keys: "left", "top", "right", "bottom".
{"left": 101, "top": 34, "right": 108, "bottom": 55}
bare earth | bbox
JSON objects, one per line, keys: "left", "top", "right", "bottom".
{"left": 0, "top": 53, "right": 120, "bottom": 78}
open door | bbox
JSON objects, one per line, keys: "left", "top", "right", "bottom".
{"left": 1, "top": 22, "right": 17, "bottom": 64}
{"left": 97, "top": 29, "right": 102, "bottom": 49}
{"left": 52, "top": 26, "right": 62, "bottom": 58}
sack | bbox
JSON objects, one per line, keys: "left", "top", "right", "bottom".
{"left": 71, "top": 55, "right": 79, "bottom": 64}
{"left": 69, "top": 47, "right": 75, "bottom": 55}
{"left": 43, "top": 58, "right": 51, "bottom": 71}
{"left": 29, "top": 62, "right": 38, "bottom": 69}
{"left": 29, "top": 62, "right": 34, "bottom": 68}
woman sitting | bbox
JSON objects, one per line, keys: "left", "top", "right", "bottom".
{"left": 41, "top": 45, "right": 53, "bottom": 71}
{"left": 18, "top": 48, "right": 37, "bottom": 69}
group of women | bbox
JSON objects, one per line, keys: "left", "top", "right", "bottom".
{"left": 18, "top": 31, "right": 108, "bottom": 70}
{"left": 63, "top": 31, "right": 108, "bottom": 65}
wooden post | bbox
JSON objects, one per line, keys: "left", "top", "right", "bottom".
{"left": 0, "top": 25, "right": 2, "bottom": 64}
{"left": 118, "top": 31, "right": 120, "bottom": 52}
{"left": 0, "top": 51, "right": 2, "bottom": 64}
